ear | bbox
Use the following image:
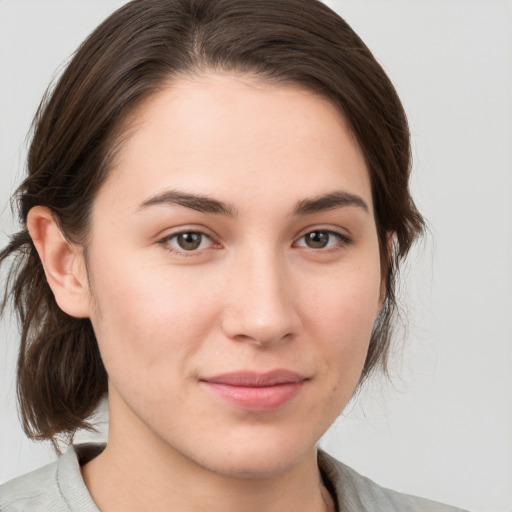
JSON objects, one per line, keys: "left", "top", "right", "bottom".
{"left": 27, "top": 206, "right": 91, "bottom": 318}
{"left": 377, "top": 231, "right": 396, "bottom": 314}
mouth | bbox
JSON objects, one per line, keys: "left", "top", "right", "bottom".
{"left": 199, "top": 370, "right": 308, "bottom": 412}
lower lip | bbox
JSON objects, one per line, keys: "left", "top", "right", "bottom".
{"left": 202, "top": 381, "right": 305, "bottom": 412}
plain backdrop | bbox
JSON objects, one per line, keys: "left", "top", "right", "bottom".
{"left": 1, "top": 1, "right": 511, "bottom": 511}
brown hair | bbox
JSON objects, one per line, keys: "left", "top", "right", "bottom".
{"left": 0, "top": 0, "right": 424, "bottom": 443}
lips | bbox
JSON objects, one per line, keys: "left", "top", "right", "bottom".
{"left": 200, "top": 370, "right": 307, "bottom": 412}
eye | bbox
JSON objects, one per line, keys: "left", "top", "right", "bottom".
{"left": 295, "top": 230, "right": 349, "bottom": 249}
{"left": 164, "top": 231, "right": 213, "bottom": 252}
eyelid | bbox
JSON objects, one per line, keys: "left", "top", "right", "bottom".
{"left": 155, "top": 224, "right": 218, "bottom": 242}
{"left": 158, "top": 227, "right": 220, "bottom": 256}
{"left": 293, "top": 227, "right": 352, "bottom": 249}
{"left": 155, "top": 224, "right": 352, "bottom": 256}
{"left": 294, "top": 224, "right": 352, "bottom": 240}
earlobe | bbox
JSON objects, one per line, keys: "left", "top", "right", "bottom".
{"left": 378, "top": 278, "right": 386, "bottom": 314}
{"left": 27, "top": 206, "right": 91, "bottom": 318}
{"left": 376, "top": 276, "right": 387, "bottom": 318}
{"left": 377, "top": 231, "right": 396, "bottom": 315}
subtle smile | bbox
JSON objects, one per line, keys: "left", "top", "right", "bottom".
{"left": 200, "top": 370, "right": 308, "bottom": 412}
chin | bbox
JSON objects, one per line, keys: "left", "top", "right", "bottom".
{"left": 200, "top": 452, "right": 303, "bottom": 479}
{"left": 189, "top": 431, "right": 317, "bottom": 479}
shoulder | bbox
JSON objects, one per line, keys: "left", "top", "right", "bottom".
{"left": 318, "top": 450, "right": 470, "bottom": 512}
{"left": 0, "top": 459, "right": 63, "bottom": 512}
{"left": 0, "top": 444, "right": 102, "bottom": 512}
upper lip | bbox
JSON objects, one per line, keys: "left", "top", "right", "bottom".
{"left": 200, "top": 370, "right": 307, "bottom": 387}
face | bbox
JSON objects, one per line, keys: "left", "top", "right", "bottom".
{"left": 83, "top": 73, "right": 383, "bottom": 477}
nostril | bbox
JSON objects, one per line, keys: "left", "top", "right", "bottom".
{"left": 220, "top": 259, "right": 300, "bottom": 345}
{"left": 233, "top": 331, "right": 294, "bottom": 347}
{"left": 221, "top": 308, "right": 298, "bottom": 347}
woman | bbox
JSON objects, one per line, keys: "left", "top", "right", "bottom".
{"left": 0, "top": 0, "right": 468, "bottom": 510}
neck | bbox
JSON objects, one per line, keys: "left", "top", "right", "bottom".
{"left": 83, "top": 440, "right": 333, "bottom": 512}
{"left": 81, "top": 397, "right": 334, "bottom": 512}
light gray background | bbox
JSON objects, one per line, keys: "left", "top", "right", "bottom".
{"left": 1, "top": 1, "right": 511, "bottom": 511}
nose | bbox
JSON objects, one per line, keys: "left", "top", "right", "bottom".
{"left": 220, "top": 249, "right": 300, "bottom": 347}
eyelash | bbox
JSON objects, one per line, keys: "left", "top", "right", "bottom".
{"left": 294, "top": 229, "right": 352, "bottom": 251}
{"left": 159, "top": 230, "right": 217, "bottom": 256}
{"left": 159, "top": 228, "right": 351, "bottom": 256}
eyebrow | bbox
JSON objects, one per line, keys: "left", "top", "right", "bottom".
{"left": 137, "top": 189, "right": 369, "bottom": 217}
{"left": 293, "top": 191, "right": 369, "bottom": 216}
{"left": 137, "top": 190, "right": 238, "bottom": 216}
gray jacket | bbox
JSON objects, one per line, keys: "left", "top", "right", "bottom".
{"left": 0, "top": 444, "right": 469, "bottom": 511}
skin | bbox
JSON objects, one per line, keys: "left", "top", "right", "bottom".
{"left": 28, "top": 73, "right": 384, "bottom": 512}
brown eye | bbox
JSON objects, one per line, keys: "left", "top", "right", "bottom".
{"left": 166, "top": 232, "right": 212, "bottom": 252}
{"left": 296, "top": 230, "right": 349, "bottom": 250}
{"left": 177, "top": 232, "right": 202, "bottom": 250}
{"left": 304, "top": 231, "right": 330, "bottom": 248}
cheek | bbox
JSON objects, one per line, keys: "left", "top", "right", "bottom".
{"left": 304, "top": 259, "right": 381, "bottom": 339}
{"left": 86, "top": 250, "right": 220, "bottom": 379}
{"left": 289, "top": 268, "right": 381, "bottom": 434}
{"left": 302, "top": 259, "right": 382, "bottom": 380}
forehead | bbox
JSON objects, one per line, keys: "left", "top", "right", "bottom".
{"left": 97, "top": 72, "right": 372, "bottom": 215}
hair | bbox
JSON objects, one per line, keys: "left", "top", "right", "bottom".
{"left": 0, "top": 0, "right": 424, "bottom": 444}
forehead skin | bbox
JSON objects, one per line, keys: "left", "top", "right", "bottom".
{"left": 97, "top": 73, "right": 374, "bottom": 221}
